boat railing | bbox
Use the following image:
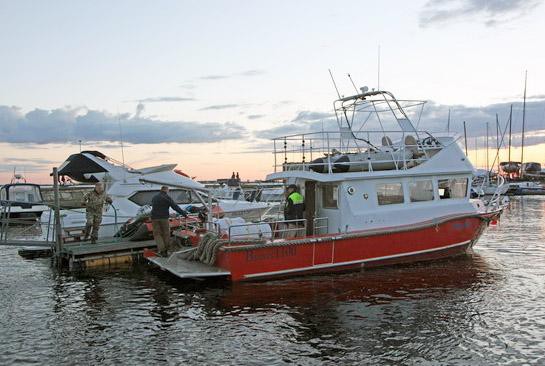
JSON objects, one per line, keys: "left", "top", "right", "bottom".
{"left": 272, "top": 130, "right": 441, "bottom": 173}
{"left": 227, "top": 218, "right": 305, "bottom": 242}
{"left": 227, "top": 217, "right": 330, "bottom": 243}
{"left": 486, "top": 175, "right": 506, "bottom": 212}
{"left": 312, "top": 217, "right": 329, "bottom": 235}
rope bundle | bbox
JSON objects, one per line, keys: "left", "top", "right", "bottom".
{"left": 179, "top": 232, "right": 224, "bottom": 265}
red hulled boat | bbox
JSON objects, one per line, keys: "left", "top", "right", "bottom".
{"left": 146, "top": 88, "right": 505, "bottom": 282}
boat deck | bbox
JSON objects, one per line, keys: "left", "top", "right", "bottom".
{"left": 147, "top": 255, "right": 230, "bottom": 279}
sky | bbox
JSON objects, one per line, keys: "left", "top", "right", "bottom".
{"left": 1, "top": 0, "right": 545, "bottom": 183}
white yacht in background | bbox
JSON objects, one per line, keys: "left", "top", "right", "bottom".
{"left": 471, "top": 169, "right": 508, "bottom": 197}
{"left": 41, "top": 151, "right": 273, "bottom": 239}
{"left": 1, "top": 174, "right": 49, "bottom": 222}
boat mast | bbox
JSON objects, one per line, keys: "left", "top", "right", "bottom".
{"left": 474, "top": 137, "right": 478, "bottom": 167}
{"left": 508, "top": 105, "right": 513, "bottom": 163}
{"left": 496, "top": 113, "right": 500, "bottom": 173}
{"left": 447, "top": 108, "right": 451, "bottom": 133}
{"left": 521, "top": 70, "right": 527, "bottom": 178}
{"left": 463, "top": 121, "right": 468, "bottom": 156}
{"left": 486, "top": 122, "right": 489, "bottom": 172}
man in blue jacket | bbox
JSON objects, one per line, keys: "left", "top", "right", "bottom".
{"left": 151, "top": 186, "right": 188, "bottom": 256}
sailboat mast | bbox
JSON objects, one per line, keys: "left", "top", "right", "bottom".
{"left": 496, "top": 113, "right": 500, "bottom": 173}
{"left": 486, "top": 122, "right": 489, "bottom": 172}
{"left": 508, "top": 105, "right": 513, "bottom": 162}
{"left": 521, "top": 70, "right": 527, "bottom": 178}
{"left": 463, "top": 121, "right": 468, "bottom": 156}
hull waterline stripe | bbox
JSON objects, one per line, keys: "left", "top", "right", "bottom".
{"left": 242, "top": 240, "right": 472, "bottom": 279}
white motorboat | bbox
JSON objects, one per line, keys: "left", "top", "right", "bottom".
{"left": 41, "top": 151, "right": 273, "bottom": 239}
{"left": 1, "top": 174, "right": 49, "bottom": 222}
{"left": 471, "top": 169, "right": 509, "bottom": 197}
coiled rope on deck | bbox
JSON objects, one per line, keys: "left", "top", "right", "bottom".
{"left": 178, "top": 232, "right": 224, "bottom": 265}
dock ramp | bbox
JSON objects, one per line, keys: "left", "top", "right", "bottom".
{"left": 147, "top": 252, "right": 230, "bottom": 279}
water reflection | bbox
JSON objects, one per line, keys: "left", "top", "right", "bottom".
{"left": 2, "top": 198, "right": 545, "bottom": 365}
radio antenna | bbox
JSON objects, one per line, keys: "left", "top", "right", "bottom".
{"left": 347, "top": 73, "right": 359, "bottom": 94}
{"left": 328, "top": 69, "right": 341, "bottom": 99}
{"left": 377, "top": 44, "right": 381, "bottom": 90}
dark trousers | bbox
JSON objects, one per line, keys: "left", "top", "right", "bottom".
{"left": 152, "top": 219, "right": 171, "bottom": 255}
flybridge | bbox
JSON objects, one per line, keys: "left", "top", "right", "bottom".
{"left": 271, "top": 90, "right": 454, "bottom": 175}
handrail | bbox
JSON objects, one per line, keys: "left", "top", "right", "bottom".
{"left": 227, "top": 218, "right": 306, "bottom": 242}
{"left": 226, "top": 217, "right": 330, "bottom": 242}
{"left": 486, "top": 175, "right": 506, "bottom": 212}
{"left": 273, "top": 130, "right": 447, "bottom": 174}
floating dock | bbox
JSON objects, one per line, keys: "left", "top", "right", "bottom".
{"left": 57, "top": 239, "right": 158, "bottom": 270}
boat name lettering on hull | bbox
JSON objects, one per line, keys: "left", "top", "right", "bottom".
{"left": 246, "top": 246, "right": 297, "bottom": 262}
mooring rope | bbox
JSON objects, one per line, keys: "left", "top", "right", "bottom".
{"left": 178, "top": 232, "right": 224, "bottom": 265}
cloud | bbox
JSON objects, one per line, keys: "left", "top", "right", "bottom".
{"left": 254, "top": 99, "right": 545, "bottom": 148}
{"left": 2, "top": 157, "right": 57, "bottom": 165}
{"left": 198, "top": 69, "right": 266, "bottom": 81}
{"left": 0, "top": 157, "right": 58, "bottom": 172}
{"left": 0, "top": 105, "right": 247, "bottom": 145}
{"left": 199, "top": 104, "right": 242, "bottom": 111}
{"left": 254, "top": 110, "right": 337, "bottom": 139}
{"left": 237, "top": 69, "right": 266, "bottom": 77}
{"left": 134, "top": 96, "right": 195, "bottom": 103}
{"left": 528, "top": 94, "right": 545, "bottom": 100}
{"left": 247, "top": 114, "right": 265, "bottom": 120}
{"left": 199, "top": 75, "right": 230, "bottom": 80}
{"left": 179, "top": 84, "right": 196, "bottom": 89}
{"left": 417, "top": 100, "right": 545, "bottom": 145}
{"left": 419, "top": 0, "right": 542, "bottom": 27}
{"left": 0, "top": 164, "right": 51, "bottom": 173}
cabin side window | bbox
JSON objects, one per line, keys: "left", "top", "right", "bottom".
{"left": 438, "top": 178, "right": 468, "bottom": 199}
{"left": 129, "top": 189, "right": 193, "bottom": 206}
{"left": 321, "top": 185, "right": 338, "bottom": 209}
{"left": 409, "top": 180, "right": 434, "bottom": 202}
{"left": 376, "top": 183, "right": 404, "bottom": 205}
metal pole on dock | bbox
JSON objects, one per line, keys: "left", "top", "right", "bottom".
{"left": 52, "top": 167, "right": 63, "bottom": 262}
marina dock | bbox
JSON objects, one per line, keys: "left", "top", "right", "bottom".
{"left": 57, "top": 239, "right": 157, "bottom": 271}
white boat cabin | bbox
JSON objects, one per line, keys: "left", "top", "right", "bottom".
{"left": 266, "top": 90, "right": 480, "bottom": 235}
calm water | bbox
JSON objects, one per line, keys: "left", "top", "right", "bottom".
{"left": 1, "top": 198, "right": 545, "bottom": 365}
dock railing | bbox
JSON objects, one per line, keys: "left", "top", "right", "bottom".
{"left": 272, "top": 130, "right": 443, "bottom": 173}
{"left": 0, "top": 202, "right": 56, "bottom": 246}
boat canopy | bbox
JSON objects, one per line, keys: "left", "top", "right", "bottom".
{"left": 57, "top": 153, "right": 108, "bottom": 183}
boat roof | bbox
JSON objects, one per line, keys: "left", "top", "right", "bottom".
{"left": 57, "top": 151, "right": 205, "bottom": 190}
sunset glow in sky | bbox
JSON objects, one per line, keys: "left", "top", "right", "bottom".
{"left": 1, "top": 0, "right": 545, "bottom": 183}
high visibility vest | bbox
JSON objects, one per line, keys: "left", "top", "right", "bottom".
{"left": 288, "top": 192, "right": 304, "bottom": 205}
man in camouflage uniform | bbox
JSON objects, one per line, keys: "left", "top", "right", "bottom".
{"left": 82, "top": 182, "right": 112, "bottom": 244}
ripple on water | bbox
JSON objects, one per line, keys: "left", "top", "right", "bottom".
{"left": 1, "top": 197, "right": 545, "bottom": 365}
